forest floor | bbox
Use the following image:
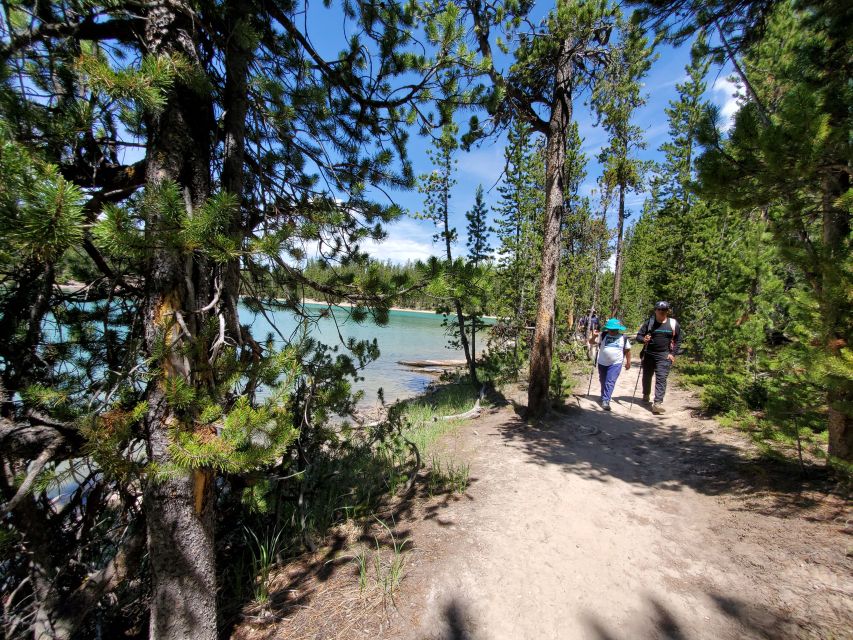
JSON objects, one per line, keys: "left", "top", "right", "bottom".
{"left": 233, "top": 367, "right": 852, "bottom": 640}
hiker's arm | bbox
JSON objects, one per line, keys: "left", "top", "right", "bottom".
{"left": 673, "top": 322, "right": 684, "bottom": 355}
{"left": 624, "top": 349, "right": 631, "bottom": 369}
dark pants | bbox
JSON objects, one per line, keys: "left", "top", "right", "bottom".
{"left": 641, "top": 352, "right": 671, "bottom": 404}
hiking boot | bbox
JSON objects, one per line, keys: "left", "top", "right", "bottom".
{"left": 602, "top": 400, "right": 611, "bottom": 411}
{"left": 651, "top": 403, "right": 665, "bottom": 415}
{"left": 642, "top": 394, "right": 650, "bottom": 403}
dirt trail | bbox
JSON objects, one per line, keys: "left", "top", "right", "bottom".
{"left": 235, "top": 370, "right": 852, "bottom": 640}
{"left": 391, "top": 372, "right": 852, "bottom": 640}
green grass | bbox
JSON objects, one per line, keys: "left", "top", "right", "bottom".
{"left": 243, "top": 525, "right": 286, "bottom": 605}
{"left": 426, "top": 455, "right": 470, "bottom": 496}
{"left": 222, "top": 381, "right": 482, "bottom": 617}
{"left": 671, "top": 365, "right": 839, "bottom": 477}
{"left": 393, "top": 381, "right": 484, "bottom": 457}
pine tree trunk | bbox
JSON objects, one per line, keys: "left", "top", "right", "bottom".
{"left": 142, "top": 4, "right": 218, "bottom": 639}
{"left": 221, "top": 0, "right": 251, "bottom": 350}
{"left": 610, "top": 183, "right": 625, "bottom": 317}
{"left": 823, "top": 171, "right": 852, "bottom": 462}
{"left": 527, "top": 43, "right": 572, "bottom": 416}
{"left": 443, "top": 186, "right": 475, "bottom": 384}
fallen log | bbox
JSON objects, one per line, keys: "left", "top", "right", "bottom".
{"left": 435, "top": 385, "right": 486, "bottom": 421}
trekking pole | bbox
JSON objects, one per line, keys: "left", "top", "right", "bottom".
{"left": 586, "top": 346, "right": 598, "bottom": 396}
{"left": 628, "top": 353, "right": 643, "bottom": 412}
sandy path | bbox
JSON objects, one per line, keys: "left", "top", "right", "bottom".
{"left": 395, "top": 371, "right": 852, "bottom": 640}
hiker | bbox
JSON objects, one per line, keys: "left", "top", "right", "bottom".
{"left": 596, "top": 318, "right": 631, "bottom": 411}
{"left": 636, "top": 301, "right": 683, "bottom": 414}
{"left": 578, "top": 310, "right": 598, "bottom": 337}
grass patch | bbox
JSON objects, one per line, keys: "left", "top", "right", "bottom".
{"left": 392, "top": 380, "right": 484, "bottom": 458}
{"left": 342, "top": 518, "right": 411, "bottom": 602}
{"left": 426, "top": 455, "right": 471, "bottom": 496}
{"left": 221, "top": 381, "right": 482, "bottom": 622}
{"left": 671, "top": 364, "right": 840, "bottom": 478}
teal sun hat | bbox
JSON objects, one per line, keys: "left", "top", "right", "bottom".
{"left": 603, "top": 318, "right": 626, "bottom": 332}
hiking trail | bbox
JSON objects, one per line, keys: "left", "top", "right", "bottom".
{"left": 236, "top": 370, "right": 852, "bottom": 640}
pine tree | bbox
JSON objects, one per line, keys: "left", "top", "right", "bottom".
{"left": 0, "top": 1, "right": 466, "bottom": 636}
{"left": 557, "top": 121, "right": 598, "bottom": 337}
{"left": 466, "top": 185, "right": 492, "bottom": 267}
{"left": 695, "top": 1, "right": 852, "bottom": 462}
{"left": 592, "top": 18, "right": 655, "bottom": 318}
{"left": 464, "top": 185, "right": 492, "bottom": 380}
{"left": 417, "top": 124, "right": 477, "bottom": 384}
{"left": 493, "top": 119, "right": 544, "bottom": 377}
{"left": 643, "top": 36, "right": 716, "bottom": 334}
{"left": 469, "top": 0, "right": 620, "bottom": 415}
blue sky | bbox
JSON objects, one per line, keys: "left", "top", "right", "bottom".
{"left": 113, "top": 2, "right": 740, "bottom": 264}
{"left": 334, "top": 5, "right": 744, "bottom": 265}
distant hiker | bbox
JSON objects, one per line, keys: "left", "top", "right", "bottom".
{"left": 636, "top": 301, "right": 683, "bottom": 414}
{"left": 589, "top": 311, "right": 600, "bottom": 335}
{"left": 596, "top": 318, "right": 632, "bottom": 411}
{"left": 578, "top": 310, "right": 599, "bottom": 337}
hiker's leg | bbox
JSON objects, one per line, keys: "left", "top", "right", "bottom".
{"left": 654, "top": 357, "right": 672, "bottom": 404}
{"left": 602, "top": 363, "right": 621, "bottom": 403}
{"left": 641, "top": 356, "right": 654, "bottom": 398}
{"left": 598, "top": 363, "right": 607, "bottom": 397}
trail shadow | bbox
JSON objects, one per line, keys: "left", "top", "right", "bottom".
{"left": 583, "top": 596, "right": 688, "bottom": 640}
{"left": 417, "top": 598, "right": 479, "bottom": 640}
{"left": 496, "top": 394, "right": 840, "bottom": 517}
{"left": 582, "top": 590, "right": 807, "bottom": 640}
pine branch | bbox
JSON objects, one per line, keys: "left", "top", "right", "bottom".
{"left": 62, "top": 159, "right": 147, "bottom": 192}
{"left": 0, "top": 15, "right": 144, "bottom": 62}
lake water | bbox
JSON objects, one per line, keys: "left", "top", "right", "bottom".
{"left": 242, "top": 304, "right": 486, "bottom": 405}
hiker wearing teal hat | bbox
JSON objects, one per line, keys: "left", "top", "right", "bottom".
{"left": 595, "top": 318, "right": 632, "bottom": 411}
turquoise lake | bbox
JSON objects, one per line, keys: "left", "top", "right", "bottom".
{"left": 242, "top": 303, "right": 487, "bottom": 406}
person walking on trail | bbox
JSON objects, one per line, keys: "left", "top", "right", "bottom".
{"left": 596, "top": 318, "right": 631, "bottom": 411}
{"left": 582, "top": 310, "right": 601, "bottom": 360}
{"left": 636, "top": 301, "right": 683, "bottom": 415}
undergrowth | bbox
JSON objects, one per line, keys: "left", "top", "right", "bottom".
{"left": 676, "top": 360, "right": 853, "bottom": 481}
{"left": 219, "top": 379, "right": 482, "bottom": 625}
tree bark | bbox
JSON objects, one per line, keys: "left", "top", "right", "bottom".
{"left": 823, "top": 170, "right": 852, "bottom": 462}
{"left": 527, "top": 41, "right": 572, "bottom": 416}
{"left": 141, "top": 3, "right": 218, "bottom": 639}
{"left": 442, "top": 177, "right": 476, "bottom": 385}
{"left": 610, "top": 183, "right": 625, "bottom": 317}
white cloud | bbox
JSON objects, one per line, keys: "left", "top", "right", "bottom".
{"left": 712, "top": 77, "right": 743, "bottom": 131}
{"left": 364, "top": 218, "right": 439, "bottom": 264}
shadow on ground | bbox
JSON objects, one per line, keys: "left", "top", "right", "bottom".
{"left": 495, "top": 391, "right": 841, "bottom": 520}
{"left": 416, "top": 590, "right": 810, "bottom": 640}
{"left": 229, "top": 467, "right": 479, "bottom": 639}
{"left": 581, "top": 589, "right": 811, "bottom": 640}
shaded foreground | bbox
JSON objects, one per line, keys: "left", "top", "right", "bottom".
{"left": 234, "top": 373, "right": 852, "bottom": 640}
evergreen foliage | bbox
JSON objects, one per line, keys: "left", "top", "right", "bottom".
{"left": 490, "top": 119, "right": 545, "bottom": 378}
{"left": 416, "top": 124, "right": 478, "bottom": 384}
{"left": 591, "top": 17, "right": 656, "bottom": 316}
{"left": 0, "top": 1, "right": 470, "bottom": 637}
{"left": 622, "top": 0, "right": 851, "bottom": 466}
